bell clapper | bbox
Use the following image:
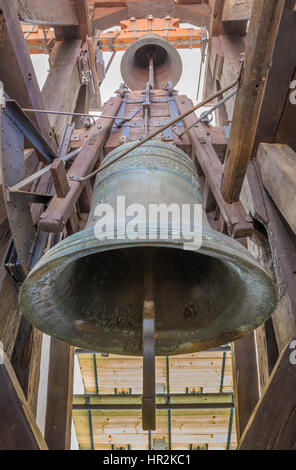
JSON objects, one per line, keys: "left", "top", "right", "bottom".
{"left": 148, "top": 54, "right": 154, "bottom": 89}
{"left": 142, "top": 255, "right": 156, "bottom": 431}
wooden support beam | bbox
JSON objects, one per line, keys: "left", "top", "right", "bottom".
{"left": 11, "top": 318, "right": 42, "bottom": 418}
{"left": 240, "top": 160, "right": 268, "bottom": 225}
{"left": 42, "top": 39, "right": 83, "bottom": 143}
{"left": 241, "top": 160, "right": 296, "bottom": 353}
{"left": 239, "top": 338, "right": 296, "bottom": 449}
{"left": 16, "top": 0, "right": 79, "bottom": 26}
{"left": 246, "top": 232, "right": 280, "bottom": 391}
{"left": 275, "top": 67, "right": 296, "bottom": 152}
{"left": 262, "top": 190, "right": 296, "bottom": 352}
{"left": 126, "top": 0, "right": 176, "bottom": 19}
{"left": 209, "top": 0, "right": 248, "bottom": 36}
{"left": 257, "top": 143, "right": 296, "bottom": 234}
{"left": 44, "top": 339, "right": 74, "bottom": 450}
{"left": 251, "top": 1, "right": 296, "bottom": 156}
{"left": 0, "top": 1, "right": 55, "bottom": 148}
{"left": 0, "top": 343, "right": 47, "bottom": 450}
{"left": 176, "top": 95, "right": 253, "bottom": 238}
{"left": 74, "top": 0, "right": 93, "bottom": 38}
{"left": 50, "top": 159, "right": 70, "bottom": 198}
{"left": 92, "top": 6, "right": 128, "bottom": 31}
{"left": 92, "top": 0, "right": 210, "bottom": 30}
{"left": 175, "top": 3, "right": 211, "bottom": 30}
{"left": 221, "top": 0, "right": 286, "bottom": 203}
{"left": 231, "top": 333, "right": 259, "bottom": 440}
{"left": 0, "top": 262, "right": 21, "bottom": 359}
{"left": 39, "top": 96, "right": 122, "bottom": 232}
{"left": 73, "top": 85, "right": 90, "bottom": 129}
{"left": 78, "top": 180, "right": 92, "bottom": 213}
{"left": 202, "top": 25, "right": 245, "bottom": 122}
{"left": 14, "top": 0, "right": 236, "bottom": 32}
{"left": 222, "top": 0, "right": 253, "bottom": 22}
{"left": 55, "top": 0, "right": 93, "bottom": 40}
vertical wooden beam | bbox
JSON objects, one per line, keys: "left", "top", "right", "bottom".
{"left": 251, "top": 2, "right": 296, "bottom": 156}
{"left": 209, "top": 0, "right": 248, "bottom": 36}
{"left": 50, "top": 159, "right": 70, "bottom": 198}
{"left": 16, "top": 0, "right": 78, "bottom": 26}
{"left": 222, "top": 0, "right": 253, "bottom": 22}
{"left": 73, "top": 84, "right": 90, "bottom": 129}
{"left": 0, "top": 210, "right": 21, "bottom": 358}
{"left": 44, "top": 339, "right": 74, "bottom": 450}
{"left": 74, "top": 0, "right": 93, "bottom": 38}
{"left": 221, "top": 0, "right": 286, "bottom": 203}
{"left": 0, "top": 343, "right": 47, "bottom": 450}
{"left": 55, "top": 0, "right": 92, "bottom": 40}
{"left": 0, "top": 1, "right": 55, "bottom": 148}
{"left": 11, "top": 318, "right": 43, "bottom": 418}
{"left": 42, "top": 39, "right": 82, "bottom": 143}
{"left": 231, "top": 333, "right": 259, "bottom": 440}
{"left": 241, "top": 160, "right": 296, "bottom": 352}
{"left": 257, "top": 143, "right": 296, "bottom": 234}
{"left": 275, "top": 67, "right": 296, "bottom": 152}
{"left": 239, "top": 338, "right": 296, "bottom": 449}
{"left": 262, "top": 192, "right": 296, "bottom": 351}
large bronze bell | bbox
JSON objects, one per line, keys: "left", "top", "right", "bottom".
{"left": 120, "top": 33, "right": 183, "bottom": 90}
{"left": 20, "top": 141, "right": 277, "bottom": 355}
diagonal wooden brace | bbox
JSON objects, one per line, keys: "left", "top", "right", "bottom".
{"left": 39, "top": 96, "right": 122, "bottom": 232}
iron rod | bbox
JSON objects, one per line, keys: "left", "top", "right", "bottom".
{"left": 178, "top": 89, "right": 237, "bottom": 138}
{"left": 22, "top": 108, "right": 126, "bottom": 120}
{"left": 73, "top": 403, "right": 234, "bottom": 410}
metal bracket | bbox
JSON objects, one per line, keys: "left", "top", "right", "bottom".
{"left": 0, "top": 82, "right": 6, "bottom": 110}
{"left": 156, "top": 85, "right": 185, "bottom": 141}
{"left": 4, "top": 239, "right": 26, "bottom": 288}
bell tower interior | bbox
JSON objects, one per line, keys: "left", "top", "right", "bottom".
{"left": 0, "top": 0, "right": 295, "bottom": 453}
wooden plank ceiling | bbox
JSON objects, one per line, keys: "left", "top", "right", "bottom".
{"left": 73, "top": 350, "right": 236, "bottom": 450}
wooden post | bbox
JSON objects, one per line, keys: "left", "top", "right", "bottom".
{"left": 50, "top": 159, "right": 70, "bottom": 198}
{"left": 251, "top": 1, "right": 296, "bottom": 156}
{"left": 0, "top": 343, "right": 47, "bottom": 450}
{"left": 221, "top": 0, "right": 286, "bottom": 203}
{"left": 176, "top": 95, "right": 253, "bottom": 238}
{"left": 0, "top": 1, "right": 55, "bottom": 148}
{"left": 42, "top": 39, "right": 83, "bottom": 143}
{"left": 239, "top": 338, "right": 296, "bottom": 449}
{"left": 231, "top": 333, "right": 259, "bottom": 440}
{"left": 11, "top": 318, "right": 42, "bottom": 418}
{"left": 257, "top": 143, "right": 296, "bottom": 234}
{"left": 44, "top": 339, "right": 74, "bottom": 450}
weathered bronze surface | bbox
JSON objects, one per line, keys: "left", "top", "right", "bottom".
{"left": 20, "top": 142, "right": 277, "bottom": 355}
{"left": 120, "top": 33, "right": 183, "bottom": 90}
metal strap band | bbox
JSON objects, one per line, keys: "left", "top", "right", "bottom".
{"left": 164, "top": 16, "right": 171, "bottom": 40}
{"left": 131, "top": 17, "right": 138, "bottom": 40}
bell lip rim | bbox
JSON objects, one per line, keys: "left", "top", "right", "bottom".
{"left": 21, "top": 225, "right": 277, "bottom": 295}
{"left": 19, "top": 226, "right": 278, "bottom": 354}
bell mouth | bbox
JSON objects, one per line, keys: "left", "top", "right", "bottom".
{"left": 120, "top": 33, "right": 182, "bottom": 90}
{"left": 20, "top": 227, "right": 277, "bottom": 356}
{"left": 134, "top": 44, "right": 168, "bottom": 69}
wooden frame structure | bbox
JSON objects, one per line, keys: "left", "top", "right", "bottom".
{"left": 0, "top": 0, "right": 295, "bottom": 450}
